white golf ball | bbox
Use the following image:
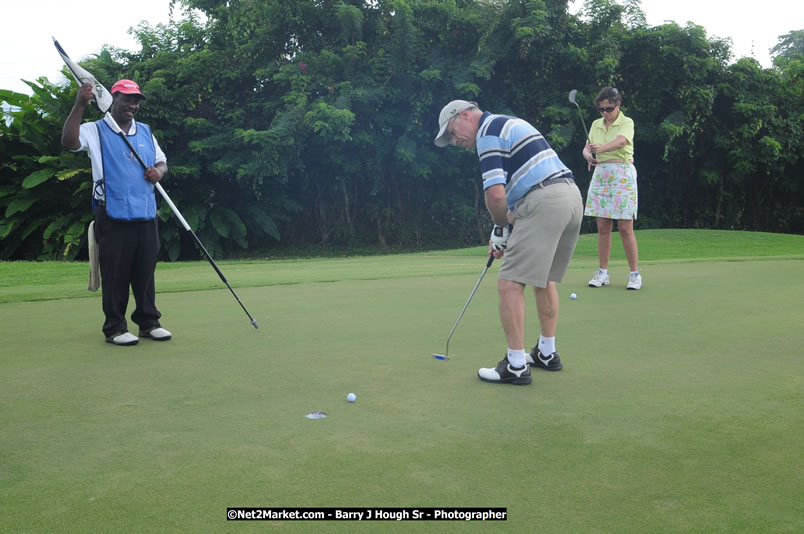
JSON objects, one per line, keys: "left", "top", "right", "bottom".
{"left": 347, "top": 393, "right": 356, "bottom": 403}
{"left": 570, "top": 293, "right": 577, "bottom": 300}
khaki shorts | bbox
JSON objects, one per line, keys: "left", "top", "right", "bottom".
{"left": 498, "top": 182, "right": 583, "bottom": 288}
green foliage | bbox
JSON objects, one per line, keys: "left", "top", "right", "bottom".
{"left": 0, "top": 80, "right": 94, "bottom": 260}
{"left": 771, "top": 30, "right": 804, "bottom": 62}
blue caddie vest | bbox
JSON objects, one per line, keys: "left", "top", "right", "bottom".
{"left": 96, "top": 120, "right": 157, "bottom": 220}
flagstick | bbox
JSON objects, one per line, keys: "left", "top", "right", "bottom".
{"left": 53, "top": 35, "right": 259, "bottom": 329}
{"left": 108, "top": 118, "right": 259, "bottom": 329}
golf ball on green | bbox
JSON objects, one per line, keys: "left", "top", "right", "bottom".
{"left": 570, "top": 293, "right": 577, "bottom": 300}
{"left": 347, "top": 393, "right": 356, "bottom": 402}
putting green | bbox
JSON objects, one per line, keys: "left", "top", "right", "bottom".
{"left": 1, "top": 231, "right": 802, "bottom": 532}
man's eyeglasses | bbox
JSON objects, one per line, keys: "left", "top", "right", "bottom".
{"left": 598, "top": 106, "right": 616, "bottom": 113}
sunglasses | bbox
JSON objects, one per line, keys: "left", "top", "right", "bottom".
{"left": 597, "top": 106, "right": 617, "bottom": 113}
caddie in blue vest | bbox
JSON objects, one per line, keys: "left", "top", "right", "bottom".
{"left": 62, "top": 79, "right": 172, "bottom": 346}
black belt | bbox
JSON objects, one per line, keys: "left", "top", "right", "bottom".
{"left": 525, "top": 176, "right": 575, "bottom": 196}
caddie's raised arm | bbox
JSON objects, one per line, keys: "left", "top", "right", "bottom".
{"left": 61, "top": 83, "right": 94, "bottom": 150}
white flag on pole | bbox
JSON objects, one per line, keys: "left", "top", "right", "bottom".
{"left": 52, "top": 37, "right": 113, "bottom": 113}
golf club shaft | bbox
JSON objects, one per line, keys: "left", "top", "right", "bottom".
{"left": 444, "top": 254, "right": 494, "bottom": 356}
{"left": 569, "top": 91, "right": 594, "bottom": 157}
{"left": 578, "top": 108, "right": 592, "bottom": 145}
{"left": 574, "top": 106, "right": 591, "bottom": 144}
{"left": 115, "top": 130, "right": 259, "bottom": 329}
{"left": 572, "top": 105, "right": 597, "bottom": 161}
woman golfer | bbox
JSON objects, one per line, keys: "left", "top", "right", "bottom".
{"left": 583, "top": 87, "right": 642, "bottom": 290}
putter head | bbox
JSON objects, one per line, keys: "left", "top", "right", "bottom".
{"left": 251, "top": 319, "right": 259, "bottom": 329}
{"left": 568, "top": 89, "right": 578, "bottom": 105}
{"left": 432, "top": 353, "right": 449, "bottom": 361}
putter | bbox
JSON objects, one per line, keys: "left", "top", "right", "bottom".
{"left": 54, "top": 38, "right": 259, "bottom": 330}
{"left": 433, "top": 254, "right": 494, "bottom": 361}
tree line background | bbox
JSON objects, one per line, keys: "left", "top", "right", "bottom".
{"left": 1, "top": 0, "right": 802, "bottom": 261}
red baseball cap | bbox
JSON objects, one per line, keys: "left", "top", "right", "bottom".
{"left": 110, "top": 79, "right": 146, "bottom": 99}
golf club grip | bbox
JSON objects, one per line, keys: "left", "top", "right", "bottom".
{"left": 186, "top": 227, "right": 259, "bottom": 325}
{"left": 191, "top": 236, "right": 258, "bottom": 324}
{"left": 486, "top": 253, "right": 494, "bottom": 268}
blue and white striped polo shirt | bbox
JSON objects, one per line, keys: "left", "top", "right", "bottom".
{"left": 476, "top": 112, "right": 573, "bottom": 210}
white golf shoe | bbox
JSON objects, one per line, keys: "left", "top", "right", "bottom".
{"left": 627, "top": 272, "right": 643, "bottom": 290}
{"left": 588, "top": 270, "right": 610, "bottom": 288}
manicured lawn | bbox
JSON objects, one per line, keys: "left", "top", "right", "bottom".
{"left": 1, "top": 230, "right": 802, "bottom": 532}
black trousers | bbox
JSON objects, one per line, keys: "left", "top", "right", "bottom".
{"left": 94, "top": 204, "right": 162, "bottom": 337}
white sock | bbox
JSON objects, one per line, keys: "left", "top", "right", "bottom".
{"left": 599, "top": 268, "right": 608, "bottom": 275}
{"left": 539, "top": 336, "right": 556, "bottom": 357}
{"left": 630, "top": 270, "right": 639, "bottom": 275}
{"left": 507, "top": 348, "right": 526, "bottom": 368}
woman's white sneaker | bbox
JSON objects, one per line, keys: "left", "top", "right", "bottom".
{"left": 588, "top": 270, "right": 610, "bottom": 287}
{"left": 627, "top": 272, "right": 642, "bottom": 290}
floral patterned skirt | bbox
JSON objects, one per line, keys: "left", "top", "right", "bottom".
{"left": 584, "top": 162, "right": 638, "bottom": 220}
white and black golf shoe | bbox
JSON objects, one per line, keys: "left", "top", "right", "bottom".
{"left": 527, "top": 347, "right": 563, "bottom": 371}
{"left": 139, "top": 327, "right": 172, "bottom": 341}
{"left": 105, "top": 331, "right": 139, "bottom": 346}
{"left": 478, "top": 356, "right": 532, "bottom": 385}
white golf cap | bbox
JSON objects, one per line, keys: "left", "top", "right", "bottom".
{"left": 434, "top": 100, "right": 476, "bottom": 147}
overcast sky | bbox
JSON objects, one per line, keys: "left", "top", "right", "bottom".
{"left": 1, "top": 0, "right": 801, "bottom": 95}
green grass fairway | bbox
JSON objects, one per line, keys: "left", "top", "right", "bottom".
{"left": 1, "top": 230, "right": 803, "bottom": 532}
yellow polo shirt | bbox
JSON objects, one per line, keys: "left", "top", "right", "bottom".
{"left": 589, "top": 111, "right": 634, "bottom": 163}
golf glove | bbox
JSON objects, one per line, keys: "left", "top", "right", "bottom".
{"left": 490, "top": 224, "right": 513, "bottom": 252}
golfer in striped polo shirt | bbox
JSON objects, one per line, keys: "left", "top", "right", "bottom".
{"left": 435, "top": 100, "right": 583, "bottom": 385}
